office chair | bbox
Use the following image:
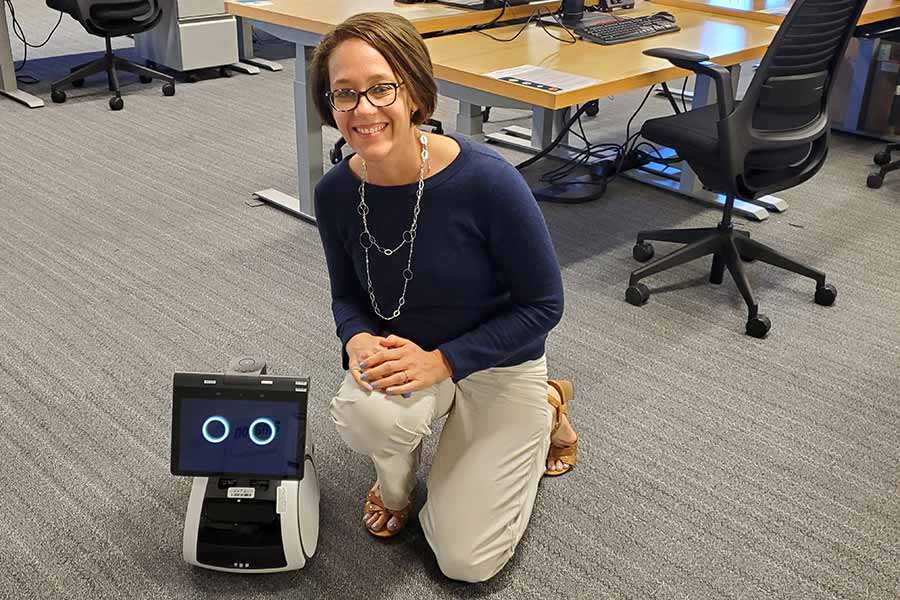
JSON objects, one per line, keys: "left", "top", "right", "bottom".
{"left": 624, "top": 0, "right": 866, "bottom": 338}
{"left": 867, "top": 143, "right": 899, "bottom": 189}
{"left": 46, "top": 0, "right": 175, "bottom": 110}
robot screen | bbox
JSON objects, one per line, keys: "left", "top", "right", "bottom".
{"left": 171, "top": 373, "right": 308, "bottom": 480}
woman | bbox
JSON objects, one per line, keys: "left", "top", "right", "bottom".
{"left": 310, "top": 12, "right": 579, "bottom": 583}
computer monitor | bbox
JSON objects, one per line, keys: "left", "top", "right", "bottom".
{"left": 171, "top": 372, "right": 309, "bottom": 480}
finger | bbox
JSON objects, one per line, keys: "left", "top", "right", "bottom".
{"left": 350, "top": 366, "right": 371, "bottom": 392}
{"left": 383, "top": 380, "right": 418, "bottom": 398}
{"left": 368, "top": 370, "right": 408, "bottom": 392}
{"left": 378, "top": 334, "right": 408, "bottom": 348}
{"left": 359, "top": 347, "right": 402, "bottom": 369}
{"left": 362, "top": 359, "right": 405, "bottom": 385}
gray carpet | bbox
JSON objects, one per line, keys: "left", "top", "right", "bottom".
{"left": 2, "top": 4, "right": 899, "bottom": 600}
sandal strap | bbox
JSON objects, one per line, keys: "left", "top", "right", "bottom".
{"left": 546, "top": 379, "right": 573, "bottom": 434}
{"left": 547, "top": 438, "right": 578, "bottom": 463}
{"left": 365, "top": 489, "right": 409, "bottom": 518}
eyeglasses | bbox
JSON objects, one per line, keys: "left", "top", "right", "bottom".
{"left": 325, "top": 82, "right": 403, "bottom": 112}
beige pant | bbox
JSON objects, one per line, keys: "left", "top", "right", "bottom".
{"left": 329, "top": 355, "right": 552, "bottom": 583}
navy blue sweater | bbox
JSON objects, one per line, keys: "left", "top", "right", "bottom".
{"left": 314, "top": 134, "right": 564, "bottom": 382}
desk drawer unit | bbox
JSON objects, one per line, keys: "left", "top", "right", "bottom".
{"left": 176, "top": 16, "right": 239, "bottom": 70}
{"left": 135, "top": 0, "right": 238, "bottom": 72}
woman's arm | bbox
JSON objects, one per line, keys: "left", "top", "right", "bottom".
{"left": 437, "top": 163, "right": 564, "bottom": 381}
{"left": 315, "top": 187, "right": 380, "bottom": 370}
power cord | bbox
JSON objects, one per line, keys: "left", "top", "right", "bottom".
{"left": 4, "top": 0, "right": 64, "bottom": 83}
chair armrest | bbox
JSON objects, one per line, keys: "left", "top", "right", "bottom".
{"left": 643, "top": 47, "right": 735, "bottom": 119}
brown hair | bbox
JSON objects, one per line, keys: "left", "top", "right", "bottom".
{"left": 309, "top": 12, "right": 437, "bottom": 129}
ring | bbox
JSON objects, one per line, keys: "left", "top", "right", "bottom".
{"left": 401, "top": 370, "right": 408, "bottom": 384}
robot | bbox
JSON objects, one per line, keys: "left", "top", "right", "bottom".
{"left": 171, "top": 357, "right": 319, "bottom": 572}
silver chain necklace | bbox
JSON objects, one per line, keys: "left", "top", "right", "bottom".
{"left": 357, "top": 133, "right": 428, "bottom": 321}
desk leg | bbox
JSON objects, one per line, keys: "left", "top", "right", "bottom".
{"left": 485, "top": 107, "right": 576, "bottom": 155}
{"left": 236, "top": 17, "right": 283, "bottom": 72}
{"left": 253, "top": 44, "right": 320, "bottom": 224}
{"left": 0, "top": 7, "right": 43, "bottom": 108}
{"left": 456, "top": 102, "right": 483, "bottom": 136}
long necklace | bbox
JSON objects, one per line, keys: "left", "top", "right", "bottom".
{"left": 357, "top": 133, "right": 428, "bottom": 321}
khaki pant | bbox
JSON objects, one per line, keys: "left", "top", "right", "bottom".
{"left": 329, "top": 355, "right": 552, "bottom": 583}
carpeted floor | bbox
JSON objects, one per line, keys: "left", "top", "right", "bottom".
{"left": 1, "top": 3, "right": 899, "bottom": 599}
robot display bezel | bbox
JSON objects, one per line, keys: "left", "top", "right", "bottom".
{"left": 171, "top": 372, "right": 309, "bottom": 480}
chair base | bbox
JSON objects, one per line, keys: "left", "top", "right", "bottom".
{"left": 50, "top": 37, "right": 175, "bottom": 109}
{"left": 867, "top": 143, "right": 900, "bottom": 189}
{"left": 626, "top": 223, "right": 835, "bottom": 338}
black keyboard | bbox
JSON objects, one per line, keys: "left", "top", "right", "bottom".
{"left": 575, "top": 14, "right": 681, "bottom": 45}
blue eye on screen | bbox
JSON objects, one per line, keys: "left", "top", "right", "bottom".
{"left": 249, "top": 417, "right": 277, "bottom": 446}
{"left": 202, "top": 416, "right": 230, "bottom": 444}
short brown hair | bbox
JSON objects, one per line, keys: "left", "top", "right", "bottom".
{"left": 309, "top": 12, "right": 437, "bottom": 129}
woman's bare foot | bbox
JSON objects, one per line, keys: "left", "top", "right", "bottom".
{"left": 363, "top": 482, "right": 409, "bottom": 536}
{"left": 547, "top": 384, "right": 578, "bottom": 473}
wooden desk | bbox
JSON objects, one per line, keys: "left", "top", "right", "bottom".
{"left": 428, "top": 3, "right": 774, "bottom": 110}
{"left": 226, "top": 0, "right": 779, "bottom": 221}
{"left": 224, "top": 0, "right": 569, "bottom": 222}
{"left": 649, "top": 0, "right": 900, "bottom": 25}
{"left": 428, "top": 3, "right": 781, "bottom": 219}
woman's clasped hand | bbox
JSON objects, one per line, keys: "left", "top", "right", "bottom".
{"left": 347, "top": 333, "right": 452, "bottom": 397}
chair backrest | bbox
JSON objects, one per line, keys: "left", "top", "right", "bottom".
{"left": 47, "top": 0, "right": 162, "bottom": 38}
{"left": 722, "top": 0, "right": 867, "bottom": 198}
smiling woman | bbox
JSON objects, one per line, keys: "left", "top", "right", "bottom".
{"left": 307, "top": 12, "right": 581, "bottom": 583}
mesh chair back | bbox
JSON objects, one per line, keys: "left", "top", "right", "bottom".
{"left": 723, "top": 0, "right": 867, "bottom": 197}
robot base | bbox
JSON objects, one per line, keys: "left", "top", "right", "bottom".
{"left": 182, "top": 455, "right": 319, "bottom": 572}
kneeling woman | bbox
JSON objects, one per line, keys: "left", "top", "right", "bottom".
{"left": 310, "top": 12, "right": 580, "bottom": 583}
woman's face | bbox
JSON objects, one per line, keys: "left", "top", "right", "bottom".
{"left": 327, "top": 38, "right": 418, "bottom": 166}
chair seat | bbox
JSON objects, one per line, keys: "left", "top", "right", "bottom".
{"left": 641, "top": 102, "right": 812, "bottom": 191}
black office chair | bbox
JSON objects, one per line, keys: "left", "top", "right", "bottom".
{"left": 867, "top": 143, "right": 899, "bottom": 188}
{"left": 46, "top": 0, "right": 175, "bottom": 110}
{"left": 625, "top": 0, "right": 867, "bottom": 338}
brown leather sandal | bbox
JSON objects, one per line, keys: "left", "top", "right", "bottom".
{"left": 546, "top": 379, "right": 578, "bottom": 477}
{"left": 363, "top": 485, "right": 410, "bottom": 538}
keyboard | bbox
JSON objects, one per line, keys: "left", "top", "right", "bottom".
{"left": 574, "top": 14, "right": 681, "bottom": 45}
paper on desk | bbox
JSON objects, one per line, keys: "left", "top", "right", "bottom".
{"left": 237, "top": 1, "right": 273, "bottom": 5}
{"left": 759, "top": 7, "right": 789, "bottom": 14}
{"left": 485, "top": 65, "right": 598, "bottom": 94}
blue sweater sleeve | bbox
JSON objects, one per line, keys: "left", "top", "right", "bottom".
{"left": 315, "top": 184, "right": 380, "bottom": 370}
{"left": 437, "top": 159, "right": 564, "bottom": 381}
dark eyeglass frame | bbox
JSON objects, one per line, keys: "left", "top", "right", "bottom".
{"left": 325, "top": 82, "right": 404, "bottom": 112}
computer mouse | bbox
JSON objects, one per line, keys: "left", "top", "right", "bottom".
{"left": 653, "top": 11, "right": 677, "bottom": 22}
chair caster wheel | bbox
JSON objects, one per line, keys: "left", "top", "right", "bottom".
{"left": 632, "top": 241, "right": 654, "bottom": 262}
{"left": 139, "top": 75, "right": 153, "bottom": 84}
{"left": 874, "top": 151, "right": 891, "bottom": 166}
{"left": 109, "top": 96, "right": 124, "bottom": 111}
{"left": 162, "top": 82, "right": 175, "bottom": 96}
{"left": 585, "top": 100, "right": 599, "bottom": 117}
{"left": 185, "top": 73, "right": 198, "bottom": 83}
{"left": 814, "top": 283, "right": 837, "bottom": 306}
{"left": 219, "top": 66, "right": 232, "bottom": 78}
{"left": 867, "top": 173, "right": 883, "bottom": 189}
{"left": 72, "top": 78, "right": 85, "bottom": 88}
{"left": 746, "top": 314, "right": 771, "bottom": 338}
{"left": 51, "top": 89, "right": 66, "bottom": 103}
{"left": 625, "top": 283, "right": 650, "bottom": 306}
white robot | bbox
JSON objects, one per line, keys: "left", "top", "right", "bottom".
{"left": 172, "top": 357, "right": 319, "bottom": 572}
